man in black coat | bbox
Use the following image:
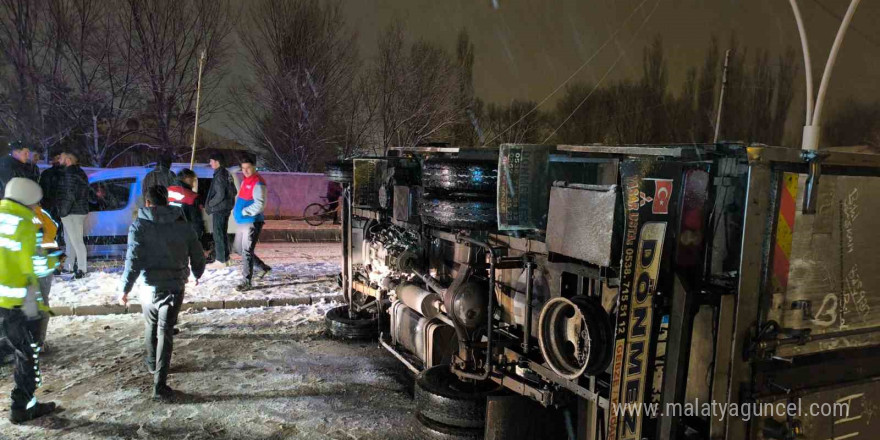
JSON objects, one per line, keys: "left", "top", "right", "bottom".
{"left": 119, "top": 186, "right": 205, "bottom": 401}
{"left": 140, "top": 154, "right": 177, "bottom": 208}
{"left": 0, "top": 142, "right": 37, "bottom": 195}
{"left": 205, "top": 153, "right": 236, "bottom": 268}
{"left": 56, "top": 152, "right": 90, "bottom": 278}
{"left": 39, "top": 153, "right": 66, "bottom": 219}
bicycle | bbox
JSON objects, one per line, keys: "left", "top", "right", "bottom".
{"left": 303, "top": 197, "right": 340, "bottom": 226}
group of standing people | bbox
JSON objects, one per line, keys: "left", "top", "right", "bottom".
{"left": 119, "top": 152, "right": 272, "bottom": 401}
{"left": 1, "top": 143, "right": 90, "bottom": 279}
{"left": 0, "top": 141, "right": 88, "bottom": 424}
{"left": 1, "top": 146, "right": 273, "bottom": 421}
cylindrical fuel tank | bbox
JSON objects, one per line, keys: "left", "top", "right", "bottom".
{"left": 398, "top": 284, "right": 441, "bottom": 319}
{"left": 390, "top": 301, "right": 428, "bottom": 362}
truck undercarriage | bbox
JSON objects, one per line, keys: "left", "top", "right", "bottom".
{"left": 325, "top": 143, "right": 880, "bottom": 440}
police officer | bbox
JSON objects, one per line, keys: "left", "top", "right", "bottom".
{"left": 0, "top": 178, "right": 58, "bottom": 423}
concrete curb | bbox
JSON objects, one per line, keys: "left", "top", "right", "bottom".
{"left": 51, "top": 294, "right": 345, "bottom": 317}
{"left": 260, "top": 229, "right": 341, "bottom": 243}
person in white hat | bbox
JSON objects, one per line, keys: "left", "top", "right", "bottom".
{"left": 0, "top": 177, "right": 58, "bottom": 423}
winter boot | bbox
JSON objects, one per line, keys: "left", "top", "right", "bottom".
{"left": 258, "top": 265, "right": 272, "bottom": 280}
{"left": 152, "top": 384, "right": 175, "bottom": 402}
{"left": 74, "top": 270, "right": 85, "bottom": 279}
{"left": 235, "top": 281, "right": 252, "bottom": 292}
{"left": 9, "top": 401, "right": 57, "bottom": 424}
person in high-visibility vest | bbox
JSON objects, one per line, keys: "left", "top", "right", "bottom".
{"left": 0, "top": 178, "right": 58, "bottom": 423}
{"left": 32, "top": 205, "right": 61, "bottom": 347}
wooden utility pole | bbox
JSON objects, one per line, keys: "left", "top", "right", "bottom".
{"left": 713, "top": 49, "right": 731, "bottom": 144}
{"left": 190, "top": 50, "right": 207, "bottom": 169}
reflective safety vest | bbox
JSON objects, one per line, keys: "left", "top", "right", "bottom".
{"left": 32, "top": 206, "right": 61, "bottom": 279}
{"left": 33, "top": 206, "right": 58, "bottom": 248}
{"left": 0, "top": 199, "right": 52, "bottom": 311}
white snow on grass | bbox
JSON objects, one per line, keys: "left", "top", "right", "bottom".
{"left": 57, "top": 299, "right": 339, "bottom": 328}
{"left": 49, "top": 261, "right": 342, "bottom": 307}
{"left": 183, "top": 300, "right": 340, "bottom": 327}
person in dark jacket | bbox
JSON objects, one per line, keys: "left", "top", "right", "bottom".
{"left": 39, "top": 153, "right": 65, "bottom": 219}
{"left": 140, "top": 154, "right": 177, "bottom": 208}
{"left": 25, "top": 151, "right": 40, "bottom": 180}
{"left": 168, "top": 169, "right": 205, "bottom": 240}
{"left": 205, "top": 153, "right": 236, "bottom": 268}
{"left": 0, "top": 142, "right": 37, "bottom": 195}
{"left": 56, "top": 152, "right": 90, "bottom": 278}
{"left": 119, "top": 185, "right": 205, "bottom": 401}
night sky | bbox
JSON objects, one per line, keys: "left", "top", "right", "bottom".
{"left": 211, "top": 0, "right": 880, "bottom": 144}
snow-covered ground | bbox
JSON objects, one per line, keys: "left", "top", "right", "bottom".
{"left": 49, "top": 243, "right": 343, "bottom": 307}
{"left": 0, "top": 305, "right": 418, "bottom": 440}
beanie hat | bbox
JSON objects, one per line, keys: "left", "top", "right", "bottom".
{"left": 4, "top": 178, "right": 43, "bottom": 206}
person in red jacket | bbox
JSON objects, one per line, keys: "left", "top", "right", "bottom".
{"left": 232, "top": 157, "right": 271, "bottom": 291}
{"left": 167, "top": 169, "right": 205, "bottom": 240}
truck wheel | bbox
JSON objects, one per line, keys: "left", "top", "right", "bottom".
{"left": 415, "top": 413, "right": 483, "bottom": 440}
{"left": 422, "top": 159, "right": 498, "bottom": 194}
{"left": 537, "top": 296, "right": 613, "bottom": 379}
{"left": 415, "top": 365, "right": 500, "bottom": 429}
{"left": 420, "top": 196, "right": 496, "bottom": 230}
{"left": 325, "top": 305, "right": 378, "bottom": 340}
{"left": 325, "top": 161, "right": 353, "bottom": 183}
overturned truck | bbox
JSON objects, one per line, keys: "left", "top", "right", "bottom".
{"left": 325, "top": 144, "right": 880, "bottom": 440}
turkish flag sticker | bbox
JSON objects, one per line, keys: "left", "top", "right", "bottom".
{"left": 651, "top": 179, "right": 674, "bottom": 215}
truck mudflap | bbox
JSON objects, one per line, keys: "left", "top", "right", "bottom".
{"left": 607, "top": 160, "right": 682, "bottom": 440}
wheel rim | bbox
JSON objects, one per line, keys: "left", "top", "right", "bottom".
{"left": 538, "top": 297, "right": 603, "bottom": 380}
{"left": 304, "top": 204, "right": 325, "bottom": 225}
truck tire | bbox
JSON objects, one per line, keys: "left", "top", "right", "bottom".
{"left": 415, "top": 365, "right": 499, "bottom": 429}
{"left": 415, "top": 413, "right": 483, "bottom": 440}
{"left": 420, "top": 195, "right": 496, "bottom": 230}
{"left": 422, "top": 159, "right": 497, "bottom": 194}
{"left": 325, "top": 161, "right": 353, "bottom": 183}
{"left": 325, "top": 305, "right": 377, "bottom": 340}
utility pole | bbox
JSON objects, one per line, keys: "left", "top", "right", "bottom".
{"left": 189, "top": 50, "right": 207, "bottom": 170}
{"left": 713, "top": 49, "right": 731, "bottom": 144}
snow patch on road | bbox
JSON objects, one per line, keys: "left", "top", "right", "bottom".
{"left": 49, "top": 261, "right": 341, "bottom": 307}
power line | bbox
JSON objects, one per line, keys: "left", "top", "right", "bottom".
{"left": 482, "top": 0, "right": 653, "bottom": 146}
{"left": 541, "top": 83, "right": 785, "bottom": 143}
{"left": 543, "top": 0, "right": 663, "bottom": 143}
{"left": 808, "top": 0, "right": 880, "bottom": 49}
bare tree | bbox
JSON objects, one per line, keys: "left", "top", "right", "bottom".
{"left": 718, "top": 34, "right": 797, "bottom": 146}
{"left": 46, "top": 0, "right": 142, "bottom": 165}
{"left": 375, "top": 21, "right": 463, "bottom": 153}
{"left": 825, "top": 98, "right": 880, "bottom": 148}
{"left": 121, "top": 0, "right": 234, "bottom": 153}
{"left": 0, "top": 0, "right": 71, "bottom": 157}
{"left": 233, "top": 0, "right": 359, "bottom": 172}
{"left": 551, "top": 83, "right": 609, "bottom": 144}
{"left": 336, "top": 73, "right": 380, "bottom": 158}
{"left": 771, "top": 48, "right": 798, "bottom": 145}
{"left": 480, "top": 100, "right": 549, "bottom": 146}
{"left": 451, "top": 28, "right": 479, "bottom": 146}
{"left": 696, "top": 36, "right": 719, "bottom": 142}
{"left": 641, "top": 35, "right": 668, "bottom": 142}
